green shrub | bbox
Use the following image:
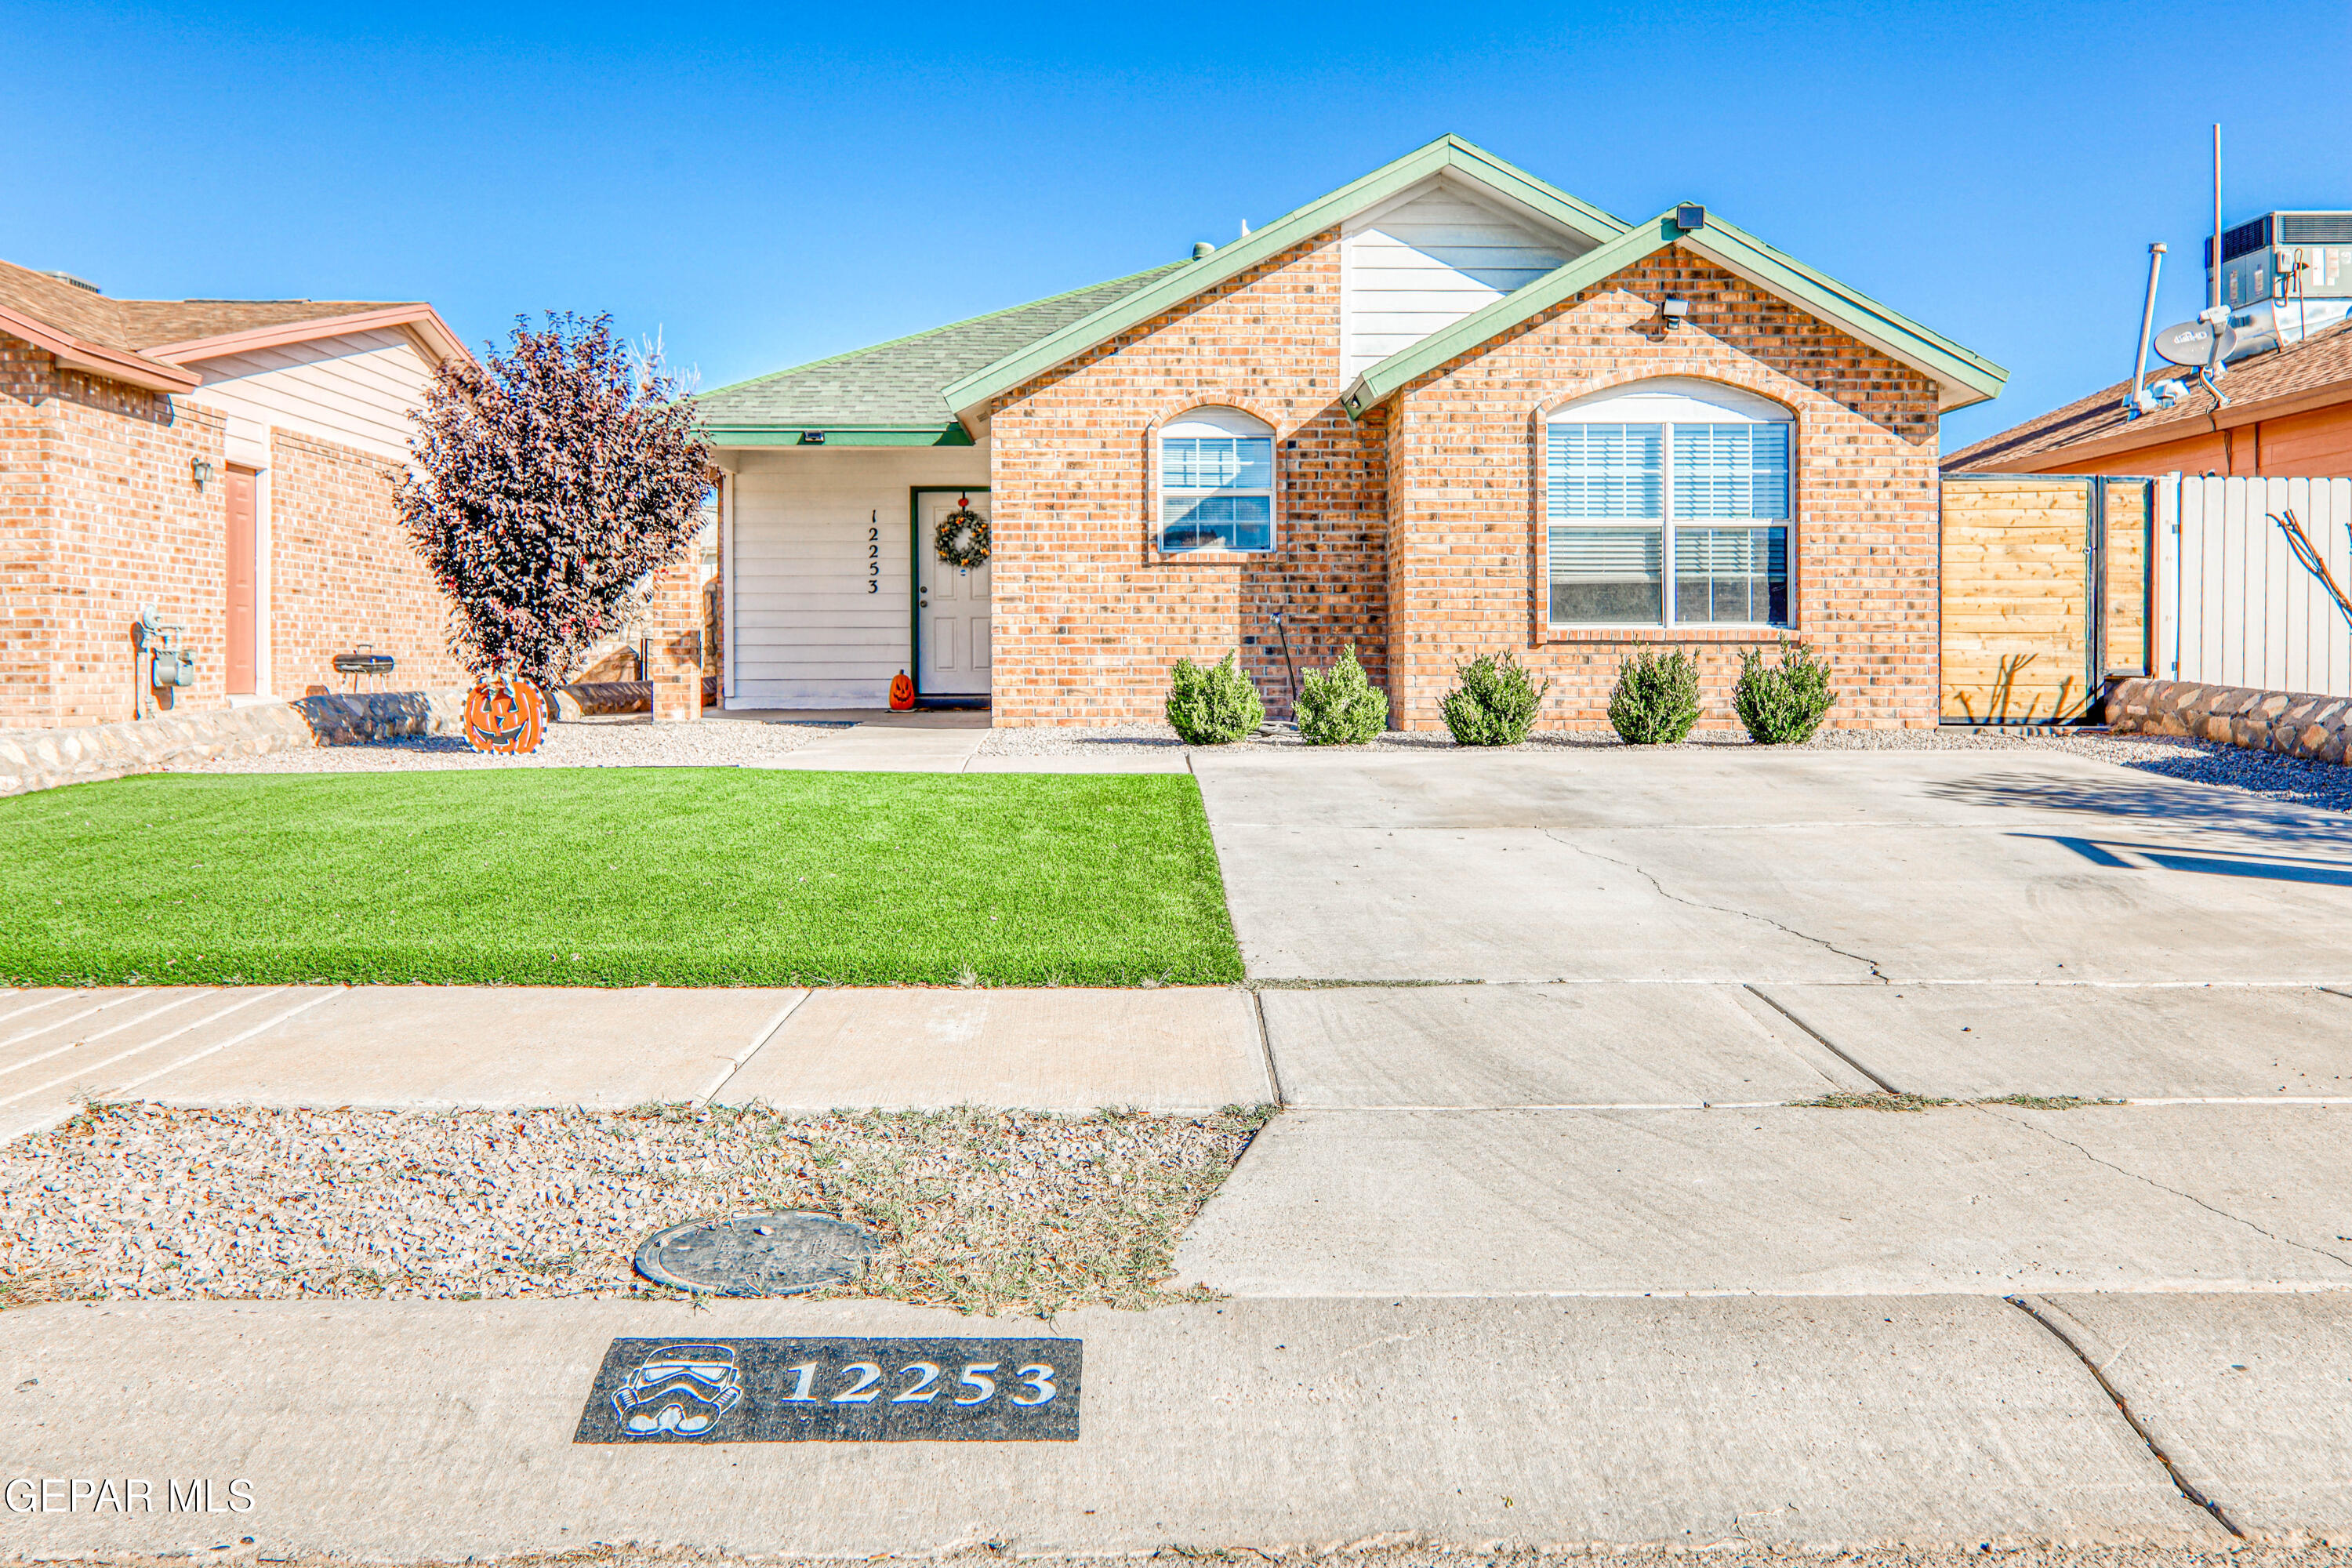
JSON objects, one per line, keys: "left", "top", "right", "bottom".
{"left": 1607, "top": 649, "right": 1701, "bottom": 745}
{"left": 1733, "top": 640, "right": 1838, "bottom": 743}
{"left": 1439, "top": 652, "right": 1550, "bottom": 746}
{"left": 1294, "top": 644, "right": 1388, "bottom": 745}
{"left": 1165, "top": 651, "right": 1265, "bottom": 745}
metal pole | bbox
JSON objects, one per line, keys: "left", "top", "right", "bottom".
{"left": 2209, "top": 124, "right": 2223, "bottom": 313}
{"left": 2128, "top": 242, "right": 2165, "bottom": 416}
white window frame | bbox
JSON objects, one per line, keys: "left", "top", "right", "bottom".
{"left": 1544, "top": 379, "right": 1793, "bottom": 630}
{"left": 1157, "top": 407, "right": 1276, "bottom": 555}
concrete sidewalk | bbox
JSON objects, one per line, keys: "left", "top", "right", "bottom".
{"left": 0, "top": 1294, "right": 2242, "bottom": 1558}
{"left": 0, "top": 984, "right": 1272, "bottom": 1139}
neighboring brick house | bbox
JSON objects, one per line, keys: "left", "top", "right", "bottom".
{"left": 1, "top": 259, "right": 471, "bottom": 727}
{"left": 697, "top": 136, "right": 2005, "bottom": 728}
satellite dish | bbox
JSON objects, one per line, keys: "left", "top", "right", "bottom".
{"left": 2151, "top": 318, "right": 2227, "bottom": 368}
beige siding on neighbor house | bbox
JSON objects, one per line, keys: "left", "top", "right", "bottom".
{"left": 723, "top": 444, "right": 990, "bottom": 708}
{"left": 181, "top": 327, "right": 437, "bottom": 465}
{"left": 1341, "top": 176, "right": 1589, "bottom": 382}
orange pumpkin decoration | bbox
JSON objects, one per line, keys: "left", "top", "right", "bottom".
{"left": 463, "top": 677, "right": 547, "bottom": 754}
{"left": 888, "top": 670, "right": 915, "bottom": 711}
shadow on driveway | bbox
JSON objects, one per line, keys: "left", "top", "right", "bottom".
{"left": 1927, "top": 770, "right": 2352, "bottom": 855}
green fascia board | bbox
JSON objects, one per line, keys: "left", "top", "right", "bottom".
{"left": 701, "top": 424, "right": 975, "bottom": 448}
{"left": 938, "top": 134, "right": 1632, "bottom": 426}
{"left": 1341, "top": 209, "right": 2009, "bottom": 417}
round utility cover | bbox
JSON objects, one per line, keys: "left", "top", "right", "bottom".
{"left": 2151, "top": 319, "right": 2227, "bottom": 368}
{"left": 633, "top": 1213, "right": 878, "bottom": 1297}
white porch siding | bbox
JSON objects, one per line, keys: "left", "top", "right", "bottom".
{"left": 724, "top": 444, "right": 989, "bottom": 708}
{"left": 1341, "top": 176, "right": 1593, "bottom": 382}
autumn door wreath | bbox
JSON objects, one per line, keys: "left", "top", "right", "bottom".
{"left": 934, "top": 495, "right": 989, "bottom": 569}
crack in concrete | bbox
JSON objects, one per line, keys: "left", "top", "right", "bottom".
{"left": 2006, "top": 1294, "right": 2245, "bottom": 1538}
{"left": 1981, "top": 1105, "right": 2352, "bottom": 1274}
{"left": 1545, "top": 832, "right": 1889, "bottom": 983}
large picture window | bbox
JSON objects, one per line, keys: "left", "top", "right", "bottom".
{"left": 1545, "top": 380, "right": 1791, "bottom": 627}
{"left": 1160, "top": 408, "right": 1274, "bottom": 554}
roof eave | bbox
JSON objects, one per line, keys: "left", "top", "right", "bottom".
{"left": 700, "top": 422, "right": 976, "bottom": 448}
{"left": 940, "top": 134, "right": 1634, "bottom": 425}
{"left": 151, "top": 304, "right": 472, "bottom": 371}
{"left": 0, "top": 302, "right": 201, "bottom": 393}
{"left": 1951, "top": 369, "right": 2352, "bottom": 471}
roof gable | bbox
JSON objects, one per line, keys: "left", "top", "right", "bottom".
{"left": 937, "top": 135, "right": 1629, "bottom": 428}
{"left": 0, "top": 256, "right": 463, "bottom": 393}
{"left": 1339, "top": 209, "right": 2009, "bottom": 416}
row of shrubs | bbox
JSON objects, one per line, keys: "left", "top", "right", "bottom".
{"left": 1167, "top": 642, "right": 1838, "bottom": 747}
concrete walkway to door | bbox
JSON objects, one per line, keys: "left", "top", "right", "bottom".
{"left": 708, "top": 708, "right": 1192, "bottom": 771}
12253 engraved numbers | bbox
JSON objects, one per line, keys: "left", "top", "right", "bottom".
{"left": 574, "top": 1335, "right": 1080, "bottom": 1444}
{"left": 783, "top": 1356, "right": 1058, "bottom": 1406}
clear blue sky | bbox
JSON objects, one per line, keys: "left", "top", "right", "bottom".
{"left": 8, "top": 0, "right": 2345, "bottom": 447}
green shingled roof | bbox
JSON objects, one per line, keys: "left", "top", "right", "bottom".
{"left": 695, "top": 260, "right": 1192, "bottom": 445}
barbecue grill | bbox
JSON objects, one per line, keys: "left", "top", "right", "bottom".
{"left": 332, "top": 647, "right": 396, "bottom": 691}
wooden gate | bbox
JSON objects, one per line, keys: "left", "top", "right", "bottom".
{"left": 1940, "top": 474, "right": 2152, "bottom": 723}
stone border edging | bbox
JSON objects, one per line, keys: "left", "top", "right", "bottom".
{"left": 1, "top": 705, "right": 320, "bottom": 797}
{"left": 1, "top": 688, "right": 473, "bottom": 798}
{"left": 553, "top": 680, "right": 651, "bottom": 720}
{"left": 2106, "top": 677, "right": 2352, "bottom": 764}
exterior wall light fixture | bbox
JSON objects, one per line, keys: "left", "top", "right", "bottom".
{"left": 191, "top": 456, "right": 215, "bottom": 491}
{"left": 1659, "top": 298, "right": 1691, "bottom": 331}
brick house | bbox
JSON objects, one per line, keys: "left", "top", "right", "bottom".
{"left": 2, "top": 259, "right": 472, "bottom": 727}
{"left": 696, "top": 136, "right": 2006, "bottom": 729}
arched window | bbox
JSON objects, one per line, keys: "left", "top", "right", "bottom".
{"left": 1160, "top": 408, "right": 1274, "bottom": 554}
{"left": 1544, "top": 379, "right": 1791, "bottom": 626}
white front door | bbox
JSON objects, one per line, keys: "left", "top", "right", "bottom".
{"left": 916, "top": 488, "right": 991, "bottom": 696}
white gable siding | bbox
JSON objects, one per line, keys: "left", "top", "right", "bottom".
{"left": 1341, "top": 179, "right": 1593, "bottom": 381}
{"left": 725, "top": 444, "right": 990, "bottom": 708}
{"left": 182, "top": 328, "right": 436, "bottom": 464}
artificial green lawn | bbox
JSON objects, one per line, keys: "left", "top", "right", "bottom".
{"left": 0, "top": 770, "right": 1243, "bottom": 987}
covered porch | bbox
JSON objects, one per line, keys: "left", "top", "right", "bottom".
{"left": 710, "top": 440, "right": 994, "bottom": 711}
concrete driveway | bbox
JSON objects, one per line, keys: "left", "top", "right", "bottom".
{"left": 1194, "top": 746, "right": 2352, "bottom": 984}
{"left": 1181, "top": 745, "right": 2352, "bottom": 1303}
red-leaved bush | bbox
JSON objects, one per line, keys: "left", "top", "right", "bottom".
{"left": 398, "top": 313, "right": 710, "bottom": 687}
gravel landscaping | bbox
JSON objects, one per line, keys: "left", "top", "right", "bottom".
{"left": 981, "top": 720, "right": 2352, "bottom": 812}
{"left": 0, "top": 1102, "right": 1272, "bottom": 1316}
{"left": 198, "top": 716, "right": 837, "bottom": 773}
{"left": 182, "top": 708, "right": 2351, "bottom": 815}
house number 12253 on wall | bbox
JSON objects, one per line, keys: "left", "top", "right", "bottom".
{"left": 572, "top": 1336, "right": 1080, "bottom": 1443}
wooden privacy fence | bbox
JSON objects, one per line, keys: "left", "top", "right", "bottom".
{"left": 1941, "top": 473, "right": 2352, "bottom": 721}
{"left": 1940, "top": 475, "right": 2151, "bottom": 723}
{"left": 2161, "top": 475, "right": 2352, "bottom": 696}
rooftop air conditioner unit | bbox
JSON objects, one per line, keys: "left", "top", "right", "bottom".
{"left": 2206, "top": 212, "right": 2352, "bottom": 309}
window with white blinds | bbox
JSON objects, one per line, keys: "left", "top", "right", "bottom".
{"left": 1160, "top": 409, "right": 1276, "bottom": 553}
{"left": 1545, "top": 383, "right": 1791, "bottom": 626}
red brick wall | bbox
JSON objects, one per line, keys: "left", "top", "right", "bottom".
{"left": 0, "top": 339, "right": 231, "bottom": 727}
{"left": 0, "top": 328, "right": 466, "bottom": 727}
{"left": 1387, "top": 248, "right": 1943, "bottom": 730}
{"left": 985, "top": 239, "right": 1943, "bottom": 731}
{"left": 267, "top": 427, "right": 466, "bottom": 699}
{"left": 0, "top": 340, "right": 58, "bottom": 722}
{"left": 987, "top": 230, "right": 1389, "bottom": 724}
